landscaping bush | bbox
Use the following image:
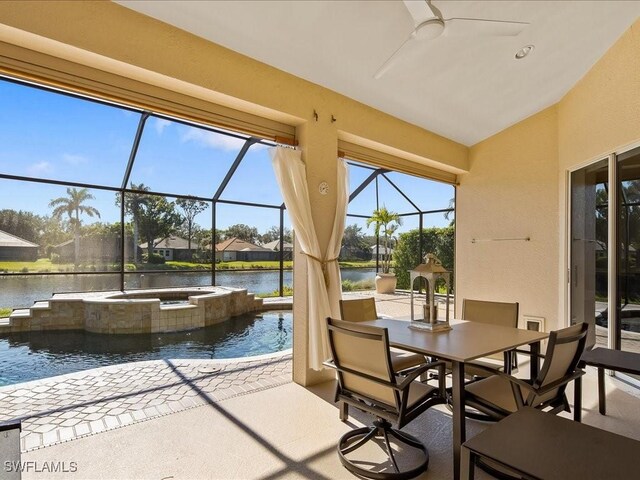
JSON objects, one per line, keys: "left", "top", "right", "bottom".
{"left": 394, "top": 227, "right": 454, "bottom": 290}
{"left": 50, "top": 253, "right": 62, "bottom": 264}
{"left": 142, "top": 252, "right": 166, "bottom": 264}
{"left": 341, "top": 279, "right": 375, "bottom": 291}
{"left": 257, "top": 285, "right": 294, "bottom": 298}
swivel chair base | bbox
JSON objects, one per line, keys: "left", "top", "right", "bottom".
{"left": 337, "top": 418, "right": 429, "bottom": 480}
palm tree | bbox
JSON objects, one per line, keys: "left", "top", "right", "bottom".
{"left": 49, "top": 187, "right": 100, "bottom": 265}
{"left": 367, "top": 206, "right": 402, "bottom": 274}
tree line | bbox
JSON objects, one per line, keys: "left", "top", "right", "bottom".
{"left": 0, "top": 187, "right": 295, "bottom": 264}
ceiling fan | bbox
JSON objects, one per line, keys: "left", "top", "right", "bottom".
{"left": 374, "top": 0, "right": 529, "bottom": 79}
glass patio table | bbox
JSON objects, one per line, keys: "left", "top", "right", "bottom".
{"left": 360, "top": 318, "right": 549, "bottom": 480}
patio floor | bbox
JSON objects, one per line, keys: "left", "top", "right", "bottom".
{"left": 14, "top": 366, "right": 640, "bottom": 480}
{"left": 1, "top": 291, "right": 639, "bottom": 478}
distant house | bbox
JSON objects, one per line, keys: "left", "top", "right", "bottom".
{"left": 215, "top": 237, "right": 273, "bottom": 262}
{"left": 139, "top": 236, "right": 195, "bottom": 261}
{"left": 0, "top": 229, "right": 38, "bottom": 261}
{"left": 370, "top": 244, "right": 394, "bottom": 261}
{"left": 339, "top": 245, "right": 371, "bottom": 261}
{"left": 262, "top": 239, "right": 293, "bottom": 260}
{"left": 53, "top": 236, "right": 130, "bottom": 263}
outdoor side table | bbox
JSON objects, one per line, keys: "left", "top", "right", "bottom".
{"left": 579, "top": 347, "right": 640, "bottom": 415}
{"left": 461, "top": 407, "right": 640, "bottom": 480}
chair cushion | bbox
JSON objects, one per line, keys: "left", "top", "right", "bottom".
{"left": 405, "top": 380, "right": 438, "bottom": 409}
{"left": 465, "top": 375, "right": 526, "bottom": 413}
{"left": 390, "top": 349, "right": 426, "bottom": 371}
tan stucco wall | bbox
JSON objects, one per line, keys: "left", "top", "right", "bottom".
{"left": 558, "top": 21, "right": 640, "bottom": 170}
{"left": 459, "top": 19, "right": 640, "bottom": 333}
{"left": 457, "top": 106, "right": 561, "bottom": 329}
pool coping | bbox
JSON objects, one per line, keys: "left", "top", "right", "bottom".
{"left": 0, "top": 348, "right": 293, "bottom": 393}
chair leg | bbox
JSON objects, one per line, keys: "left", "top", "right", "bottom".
{"left": 338, "top": 418, "right": 430, "bottom": 480}
{"left": 597, "top": 367, "right": 606, "bottom": 415}
{"left": 340, "top": 401, "right": 349, "bottom": 422}
{"left": 574, "top": 375, "right": 582, "bottom": 422}
{"left": 381, "top": 427, "right": 400, "bottom": 473}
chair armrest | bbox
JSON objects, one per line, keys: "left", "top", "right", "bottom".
{"left": 396, "top": 360, "right": 446, "bottom": 390}
{"left": 513, "top": 348, "right": 546, "bottom": 360}
{"left": 531, "top": 369, "right": 585, "bottom": 396}
{"left": 470, "top": 363, "right": 586, "bottom": 397}
{"left": 465, "top": 363, "right": 534, "bottom": 392}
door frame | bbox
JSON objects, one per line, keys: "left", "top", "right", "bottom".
{"left": 566, "top": 140, "right": 640, "bottom": 387}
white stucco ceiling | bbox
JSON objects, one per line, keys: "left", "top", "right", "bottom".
{"left": 117, "top": 1, "right": 640, "bottom": 146}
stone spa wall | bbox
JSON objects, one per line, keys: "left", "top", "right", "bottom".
{"left": 3, "top": 288, "right": 264, "bottom": 335}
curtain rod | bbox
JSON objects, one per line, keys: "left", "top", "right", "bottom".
{"left": 471, "top": 237, "right": 531, "bottom": 243}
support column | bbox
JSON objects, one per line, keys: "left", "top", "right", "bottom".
{"left": 291, "top": 116, "right": 338, "bottom": 386}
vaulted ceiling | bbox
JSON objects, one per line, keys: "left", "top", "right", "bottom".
{"left": 118, "top": 1, "right": 640, "bottom": 146}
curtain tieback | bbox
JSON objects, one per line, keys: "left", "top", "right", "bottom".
{"left": 302, "top": 252, "right": 338, "bottom": 287}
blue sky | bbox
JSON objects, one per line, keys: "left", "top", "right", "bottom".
{"left": 0, "top": 79, "right": 453, "bottom": 236}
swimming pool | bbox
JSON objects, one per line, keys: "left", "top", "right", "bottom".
{"left": 0, "top": 310, "right": 292, "bottom": 387}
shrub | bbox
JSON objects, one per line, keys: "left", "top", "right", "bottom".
{"left": 20, "top": 267, "right": 29, "bottom": 273}
{"left": 50, "top": 253, "right": 62, "bottom": 264}
{"left": 341, "top": 279, "right": 375, "bottom": 292}
{"left": 394, "top": 227, "right": 455, "bottom": 290}
{"left": 257, "top": 285, "right": 294, "bottom": 298}
{"left": 142, "top": 252, "right": 166, "bottom": 264}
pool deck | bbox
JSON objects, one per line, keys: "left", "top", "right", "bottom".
{"left": 0, "top": 352, "right": 292, "bottom": 452}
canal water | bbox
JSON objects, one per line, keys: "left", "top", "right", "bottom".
{"left": 0, "top": 268, "right": 376, "bottom": 309}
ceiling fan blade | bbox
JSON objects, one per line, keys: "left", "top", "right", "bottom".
{"left": 373, "top": 34, "right": 415, "bottom": 80}
{"left": 445, "top": 17, "right": 529, "bottom": 37}
{"left": 402, "top": 0, "right": 437, "bottom": 26}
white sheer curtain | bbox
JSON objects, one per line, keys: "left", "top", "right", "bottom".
{"left": 270, "top": 147, "right": 349, "bottom": 370}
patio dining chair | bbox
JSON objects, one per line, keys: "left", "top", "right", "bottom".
{"left": 464, "top": 322, "right": 589, "bottom": 423}
{"left": 339, "top": 297, "right": 427, "bottom": 372}
{"left": 325, "top": 317, "right": 446, "bottom": 480}
{"left": 462, "top": 299, "right": 520, "bottom": 376}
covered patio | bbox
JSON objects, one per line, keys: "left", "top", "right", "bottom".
{"left": 16, "top": 379, "right": 640, "bottom": 480}
{"left": 2, "top": 1, "right": 640, "bottom": 479}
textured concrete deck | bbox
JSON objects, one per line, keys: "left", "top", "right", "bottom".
{"left": 0, "top": 352, "right": 291, "bottom": 452}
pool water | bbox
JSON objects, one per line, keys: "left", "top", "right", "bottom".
{"left": 0, "top": 310, "right": 292, "bottom": 387}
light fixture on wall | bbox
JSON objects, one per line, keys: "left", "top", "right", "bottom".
{"left": 515, "top": 44, "right": 534, "bottom": 59}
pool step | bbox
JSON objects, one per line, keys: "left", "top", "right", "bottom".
{"left": 31, "top": 301, "right": 51, "bottom": 311}
{"left": 9, "top": 308, "right": 31, "bottom": 319}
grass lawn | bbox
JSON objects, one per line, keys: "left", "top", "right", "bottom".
{"left": 0, "top": 307, "right": 12, "bottom": 318}
{"left": 0, "top": 259, "right": 376, "bottom": 273}
{"left": 0, "top": 258, "right": 65, "bottom": 273}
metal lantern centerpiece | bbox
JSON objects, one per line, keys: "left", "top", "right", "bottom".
{"left": 409, "top": 253, "right": 452, "bottom": 332}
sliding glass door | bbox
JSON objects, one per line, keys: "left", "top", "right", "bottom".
{"left": 570, "top": 159, "right": 609, "bottom": 349}
{"left": 571, "top": 146, "right": 640, "bottom": 382}
{"left": 616, "top": 148, "right": 640, "bottom": 376}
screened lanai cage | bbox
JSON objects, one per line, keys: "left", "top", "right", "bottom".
{"left": 342, "top": 163, "right": 455, "bottom": 293}
{"left": 0, "top": 76, "right": 454, "bottom": 314}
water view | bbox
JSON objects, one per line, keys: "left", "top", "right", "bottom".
{"left": 1, "top": 268, "right": 375, "bottom": 310}
{"left": 0, "top": 310, "right": 292, "bottom": 386}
